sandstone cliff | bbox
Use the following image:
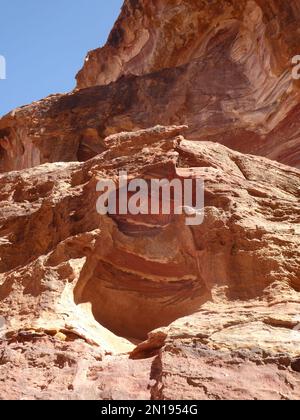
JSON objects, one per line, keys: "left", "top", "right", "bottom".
{"left": 76, "top": 0, "right": 300, "bottom": 167}
{"left": 0, "top": 0, "right": 300, "bottom": 400}
{"left": 1, "top": 1, "right": 300, "bottom": 171}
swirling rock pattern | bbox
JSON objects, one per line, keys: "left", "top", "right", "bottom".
{"left": 0, "top": 0, "right": 300, "bottom": 400}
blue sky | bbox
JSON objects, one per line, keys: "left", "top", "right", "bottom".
{"left": 0, "top": 0, "right": 123, "bottom": 117}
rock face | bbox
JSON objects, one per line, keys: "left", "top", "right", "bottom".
{"left": 75, "top": 0, "right": 300, "bottom": 167}
{"left": 1, "top": 0, "right": 300, "bottom": 172}
{"left": 0, "top": 0, "right": 300, "bottom": 401}
{"left": 77, "top": 0, "right": 300, "bottom": 88}
{"left": 0, "top": 125, "right": 300, "bottom": 400}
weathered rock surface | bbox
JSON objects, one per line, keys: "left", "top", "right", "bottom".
{"left": 0, "top": 333, "right": 154, "bottom": 400}
{"left": 0, "top": 125, "right": 299, "bottom": 399}
{"left": 1, "top": 0, "right": 300, "bottom": 172}
{"left": 0, "top": 0, "right": 300, "bottom": 401}
{"left": 1, "top": 52, "right": 300, "bottom": 173}
{"left": 2, "top": 0, "right": 300, "bottom": 172}
{"left": 77, "top": 0, "right": 300, "bottom": 88}
{"left": 74, "top": 0, "right": 300, "bottom": 168}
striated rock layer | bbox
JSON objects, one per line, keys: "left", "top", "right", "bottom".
{"left": 75, "top": 0, "right": 300, "bottom": 168}
{"left": 77, "top": 0, "right": 300, "bottom": 86}
{"left": 1, "top": 1, "right": 300, "bottom": 171}
{"left": 0, "top": 125, "right": 300, "bottom": 400}
{"left": 1, "top": 53, "right": 300, "bottom": 173}
{"left": 0, "top": 0, "right": 300, "bottom": 401}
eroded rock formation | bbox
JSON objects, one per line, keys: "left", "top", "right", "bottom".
{"left": 77, "top": 0, "right": 300, "bottom": 88}
{"left": 0, "top": 125, "right": 300, "bottom": 399}
{"left": 0, "top": 0, "right": 300, "bottom": 401}
{"left": 1, "top": 1, "right": 300, "bottom": 171}
{"left": 76, "top": 0, "right": 300, "bottom": 167}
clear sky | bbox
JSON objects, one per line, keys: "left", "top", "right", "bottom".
{"left": 0, "top": 0, "right": 123, "bottom": 117}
